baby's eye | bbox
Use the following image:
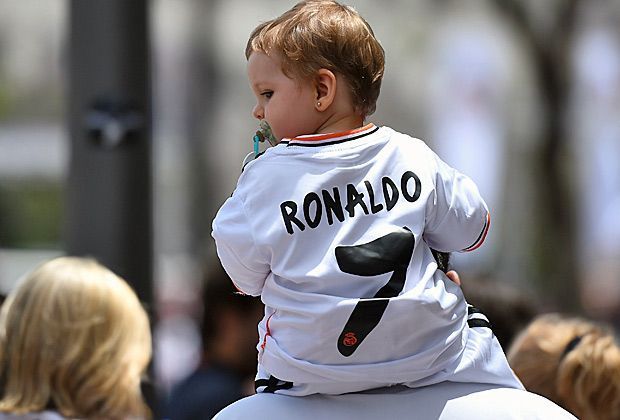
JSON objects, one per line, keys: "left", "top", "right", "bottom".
{"left": 261, "top": 91, "right": 273, "bottom": 99}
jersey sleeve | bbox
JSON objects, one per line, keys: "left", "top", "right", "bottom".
{"left": 211, "top": 193, "right": 270, "bottom": 296}
{"left": 423, "top": 150, "right": 490, "bottom": 253}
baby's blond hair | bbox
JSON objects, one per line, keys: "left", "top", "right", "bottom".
{"left": 0, "top": 257, "right": 152, "bottom": 419}
{"left": 508, "top": 313, "right": 620, "bottom": 420}
{"left": 246, "top": 0, "right": 385, "bottom": 118}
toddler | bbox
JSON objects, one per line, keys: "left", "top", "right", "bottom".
{"left": 212, "top": 0, "right": 522, "bottom": 396}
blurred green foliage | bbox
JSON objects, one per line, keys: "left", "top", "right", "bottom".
{"left": 0, "top": 181, "right": 63, "bottom": 249}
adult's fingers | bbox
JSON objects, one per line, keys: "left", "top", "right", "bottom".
{"left": 446, "top": 270, "right": 461, "bottom": 286}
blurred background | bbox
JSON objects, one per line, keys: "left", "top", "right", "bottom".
{"left": 0, "top": 0, "right": 619, "bottom": 408}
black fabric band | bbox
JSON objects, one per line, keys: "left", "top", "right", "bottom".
{"left": 467, "top": 305, "right": 492, "bottom": 330}
{"left": 467, "top": 306, "right": 484, "bottom": 315}
{"left": 467, "top": 318, "right": 492, "bottom": 329}
{"left": 560, "top": 335, "right": 583, "bottom": 360}
{"left": 255, "top": 375, "right": 294, "bottom": 393}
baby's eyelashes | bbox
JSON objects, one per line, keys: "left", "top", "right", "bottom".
{"left": 261, "top": 91, "right": 273, "bottom": 99}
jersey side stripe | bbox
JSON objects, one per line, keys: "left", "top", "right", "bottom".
{"left": 462, "top": 212, "right": 491, "bottom": 252}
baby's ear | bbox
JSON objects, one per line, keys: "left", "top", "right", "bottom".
{"left": 315, "top": 68, "right": 337, "bottom": 111}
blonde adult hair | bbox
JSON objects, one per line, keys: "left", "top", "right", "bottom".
{"left": 0, "top": 257, "right": 152, "bottom": 419}
{"left": 246, "top": 0, "right": 385, "bottom": 118}
{"left": 507, "top": 313, "right": 620, "bottom": 420}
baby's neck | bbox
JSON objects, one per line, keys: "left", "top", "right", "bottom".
{"left": 315, "top": 114, "right": 365, "bottom": 135}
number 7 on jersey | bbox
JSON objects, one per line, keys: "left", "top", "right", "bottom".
{"left": 335, "top": 227, "right": 415, "bottom": 356}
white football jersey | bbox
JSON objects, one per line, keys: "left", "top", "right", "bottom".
{"left": 213, "top": 382, "right": 577, "bottom": 420}
{"left": 212, "top": 124, "right": 520, "bottom": 395}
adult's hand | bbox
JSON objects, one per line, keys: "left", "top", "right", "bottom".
{"left": 446, "top": 270, "right": 461, "bottom": 286}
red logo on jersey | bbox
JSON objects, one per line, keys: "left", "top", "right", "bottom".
{"left": 342, "top": 332, "right": 358, "bottom": 347}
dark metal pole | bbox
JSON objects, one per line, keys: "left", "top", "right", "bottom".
{"left": 66, "top": 0, "right": 152, "bottom": 305}
{"left": 66, "top": 0, "right": 155, "bottom": 412}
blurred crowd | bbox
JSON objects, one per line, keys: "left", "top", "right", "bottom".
{"left": 1, "top": 256, "right": 619, "bottom": 419}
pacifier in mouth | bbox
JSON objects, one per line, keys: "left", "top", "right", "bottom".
{"left": 253, "top": 120, "right": 278, "bottom": 153}
{"left": 252, "top": 120, "right": 277, "bottom": 157}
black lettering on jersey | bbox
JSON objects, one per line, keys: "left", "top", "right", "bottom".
{"left": 281, "top": 201, "right": 305, "bottom": 235}
{"left": 382, "top": 176, "right": 399, "bottom": 211}
{"left": 401, "top": 171, "right": 421, "bottom": 202}
{"left": 279, "top": 170, "right": 422, "bottom": 234}
{"left": 303, "top": 192, "right": 322, "bottom": 228}
{"left": 345, "top": 183, "right": 369, "bottom": 217}
{"left": 322, "top": 188, "right": 345, "bottom": 225}
{"left": 365, "top": 180, "right": 384, "bottom": 214}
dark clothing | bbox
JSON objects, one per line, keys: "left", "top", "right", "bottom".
{"left": 166, "top": 365, "right": 247, "bottom": 420}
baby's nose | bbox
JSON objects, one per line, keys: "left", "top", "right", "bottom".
{"left": 252, "top": 104, "right": 263, "bottom": 120}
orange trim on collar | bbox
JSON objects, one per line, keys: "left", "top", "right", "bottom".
{"left": 289, "top": 123, "right": 376, "bottom": 142}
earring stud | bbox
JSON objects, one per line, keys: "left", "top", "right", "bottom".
{"left": 317, "top": 102, "right": 322, "bottom": 107}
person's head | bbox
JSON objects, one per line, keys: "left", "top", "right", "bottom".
{"left": 245, "top": 0, "right": 385, "bottom": 141}
{"left": 201, "top": 261, "right": 263, "bottom": 376}
{"left": 507, "top": 313, "right": 620, "bottom": 420}
{"left": 0, "top": 257, "right": 151, "bottom": 418}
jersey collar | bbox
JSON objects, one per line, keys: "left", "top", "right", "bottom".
{"left": 281, "top": 123, "right": 379, "bottom": 147}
